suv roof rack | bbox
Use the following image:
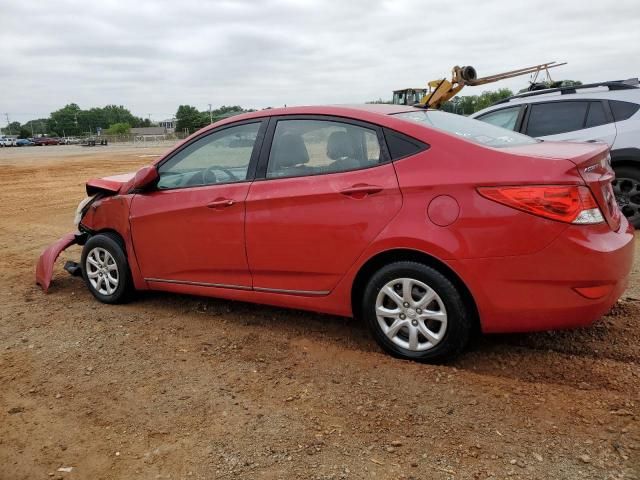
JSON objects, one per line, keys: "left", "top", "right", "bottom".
{"left": 493, "top": 79, "right": 639, "bottom": 105}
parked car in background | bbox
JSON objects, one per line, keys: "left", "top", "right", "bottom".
{"left": 33, "top": 137, "right": 60, "bottom": 146}
{"left": 60, "top": 137, "right": 80, "bottom": 145}
{"left": 16, "top": 138, "right": 35, "bottom": 146}
{"left": 471, "top": 80, "right": 640, "bottom": 227}
{"left": 0, "top": 136, "right": 18, "bottom": 147}
{"left": 36, "top": 105, "right": 634, "bottom": 362}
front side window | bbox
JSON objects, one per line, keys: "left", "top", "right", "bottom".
{"left": 266, "top": 120, "right": 382, "bottom": 179}
{"left": 476, "top": 106, "right": 521, "bottom": 131}
{"left": 157, "top": 122, "right": 261, "bottom": 189}
{"left": 525, "top": 101, "right": 589, "bottom": 137}
{"left": 395, "top": 110, "right": 538, "bottom": 148}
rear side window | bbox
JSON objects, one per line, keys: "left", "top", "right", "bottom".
{"left": 476, "top": 106, "right": 521, "bottom": 131}
{"left": 610, "top": 100, "right": 640, "bottom": 122}
{"left": 384, "top": 129, "right": 428, "bottom": 160}
{"left": 526, "top": 101, "right": 589, "bottom": 137}
{"left": 266, "top": 120, "right": 383, "bottom": 179}
{"left": 585, "top": 101, "right": 608, "bottom": 128}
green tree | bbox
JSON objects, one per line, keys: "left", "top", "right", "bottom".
{"left": 18, "top": 128, "right": 31, "bottom": 139}
{"left": 106, "top": 122, "right": 131, "bottom": 135}
{"left": 50, "top": 103, "right": 83, "bottom": 136}
{"left": 518, "top": 79, "right": 582, "bottom": 93}
{"left": 175, "top": 105, "right": 208, "bottom": 134}
{"left": 22, "top": 118, "right": 51, "bottom": 136}
{"left": 441, "top": 88, "right": 513, "bottom": 115}
{"left": 2, "top": 121, "right": 21, "bottom": 135}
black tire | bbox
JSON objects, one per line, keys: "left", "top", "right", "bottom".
{"left": 612, "top": 165, "right": 640, "bottom": 228}
{"left": 362, "top": 261, "right": 471, "bottom": 363}
{"left": 81, "top": 233, "right": 134, "bottom": 304}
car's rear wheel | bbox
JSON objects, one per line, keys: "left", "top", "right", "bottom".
{"left": 612, "top": 166, "right": 640, "bottom": 228}
{"left": 81, "top": 233, "right": 133, "bottom": 304}
{"left": 362, "top": 261, "right": 471, "bottom": 362}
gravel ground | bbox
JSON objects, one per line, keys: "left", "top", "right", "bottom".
{"left": 0, "top": 145, "right": 638, "bottom": 480}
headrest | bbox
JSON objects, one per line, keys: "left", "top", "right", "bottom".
{"left": 271, "top": 132, "right": 309, "bottom": 167}
{"left": 326, "top": 131, "right": 356, "bottom": 160}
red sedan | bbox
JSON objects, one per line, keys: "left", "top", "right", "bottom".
{"left": 36, "top": 105, "right": 635, "bottom": 362}
{"left": 33, "top": 137, "right": 60, "bottom": 146}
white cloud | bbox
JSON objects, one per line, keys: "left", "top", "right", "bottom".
{"left": 1, "top": 0, "right": 639, "bottom": 123}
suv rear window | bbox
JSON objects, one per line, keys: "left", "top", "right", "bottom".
{"left": 610, "top": 100, "right": 640, "bottom": 122}
{"left": 395, "top": 110, "right": 538, "bottom": 148}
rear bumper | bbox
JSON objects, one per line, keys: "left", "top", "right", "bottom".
{"left": 456, "top": 218, "right": 635, "bottom": 333}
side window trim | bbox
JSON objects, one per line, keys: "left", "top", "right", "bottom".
{"left": 383, "top": 127, "right": 429, "bottom": 161}
{"left": 156, "top": 119, "right": 267, "bottom": 188}
{"left": 254, "top": 115, "right": 390, "bottom": 181}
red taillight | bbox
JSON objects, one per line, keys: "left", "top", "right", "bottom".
{"left": 478, "top": 185, "right": 604, "bottom": 224}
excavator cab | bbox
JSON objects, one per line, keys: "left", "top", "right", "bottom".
{"left": 392, "top": 88, "right": 428, "bottom": 106}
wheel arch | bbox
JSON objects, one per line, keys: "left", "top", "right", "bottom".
{"left": 611, "top": 148, "right": 640, "bottom": 168}
{"left": 350, "top": 248, "right": 480, "bottom": 332}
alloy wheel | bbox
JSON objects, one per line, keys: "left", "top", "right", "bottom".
{"left": 375, "top": 278, "right": 448, "bottom": 352}
{"left": 85, "top": 247, "right": 119, "bottom": 295}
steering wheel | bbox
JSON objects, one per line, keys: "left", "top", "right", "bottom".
{"left": 202, "top": 165, "right": 238, "bottom": 185}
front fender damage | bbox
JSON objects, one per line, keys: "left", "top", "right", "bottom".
{"left": 35, "top": 232, "right": 84, "bottom": 292}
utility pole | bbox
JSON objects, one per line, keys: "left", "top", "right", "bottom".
{"left": 4, "top": 113, "right": 10, "bottom": 135}
{"left": 208, "top": 104, "right": 213, "bottom": 124}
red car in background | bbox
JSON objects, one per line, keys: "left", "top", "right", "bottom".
{"left": 36, "top": 105, "right": 634, "bottom": 362}
{"left": 33, "top": 137, "right": 60, "bottom": 146}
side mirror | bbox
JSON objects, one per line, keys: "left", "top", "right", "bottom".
{"left": 132, "top": 165, "right": 159, "bottom": 191}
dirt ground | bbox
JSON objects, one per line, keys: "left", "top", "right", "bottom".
{"left": 0, "top": 145, "right": 638, "bottom": 480}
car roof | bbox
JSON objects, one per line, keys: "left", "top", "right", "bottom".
{"left": 472, "top": 81, "right": 640, "bottom": 117}
{"left": 211, "top": 104, "right": 419, "bottom": 128}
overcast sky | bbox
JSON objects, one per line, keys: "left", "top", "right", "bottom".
{"left": 2, "top": 0, "right": 639, "bottom": 124}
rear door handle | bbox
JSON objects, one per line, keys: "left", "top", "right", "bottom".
{"left": 207, "top": 198, "right": 235, "bottom": 208}
{"left": 340, "top": 184, "right": 383, "bottom": 198}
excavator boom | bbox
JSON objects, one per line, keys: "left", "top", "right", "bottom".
{"left": 394, "top": 61, "right": 567, "bottom": 109}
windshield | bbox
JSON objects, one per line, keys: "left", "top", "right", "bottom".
{"left": 395, "top": 110, "right": 539, "bottom": 148}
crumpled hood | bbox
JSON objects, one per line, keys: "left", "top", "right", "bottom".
{"left": 86, "top": 172, "right": 136, "bottom": 196}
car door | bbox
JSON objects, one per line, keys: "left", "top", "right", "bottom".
{"left": 245, "top": 116, "right": 402, "bottom": 294}
{"left": 523, "top": 100, "right": 617, "bottom": 146}
{"left": 129, "top": 120, "right": 266, "bottom": 288}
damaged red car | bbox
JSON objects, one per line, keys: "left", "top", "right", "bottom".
{"left": 36, "top": 105, "right": 635, "bottom": 362}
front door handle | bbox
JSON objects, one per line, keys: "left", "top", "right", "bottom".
{"left": 207, "top": 198, "right": 235, "bottom": 209}
{"left": 340, "top": 184, "right": 383, "bottom": 198}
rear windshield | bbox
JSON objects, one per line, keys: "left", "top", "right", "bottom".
{"left": 394, "top": 110, "right": 539, "bottom": 148}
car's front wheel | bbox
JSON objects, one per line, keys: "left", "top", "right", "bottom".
{"left": 81, "top": 233, "right": 133, "bottom": 304}
{"left": 362, "top": 261, "right": 471, "bottom": 363}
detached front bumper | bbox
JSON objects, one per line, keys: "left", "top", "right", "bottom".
{"left": 35, "top": 232, "right": 86, "bottom": 292}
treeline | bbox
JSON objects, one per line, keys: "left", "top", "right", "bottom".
{"left": 175, "top": 105, "right": 255, "bottom": 134}
{"left": 3, "top": 104, "right": 153, "bottom": 138}
{"left": 2, "top": 103, "right": 256, "bottom": 138}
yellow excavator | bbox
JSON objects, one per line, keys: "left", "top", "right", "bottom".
{"left": 393, "top": 61, "right": 567, "bottom": 108}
